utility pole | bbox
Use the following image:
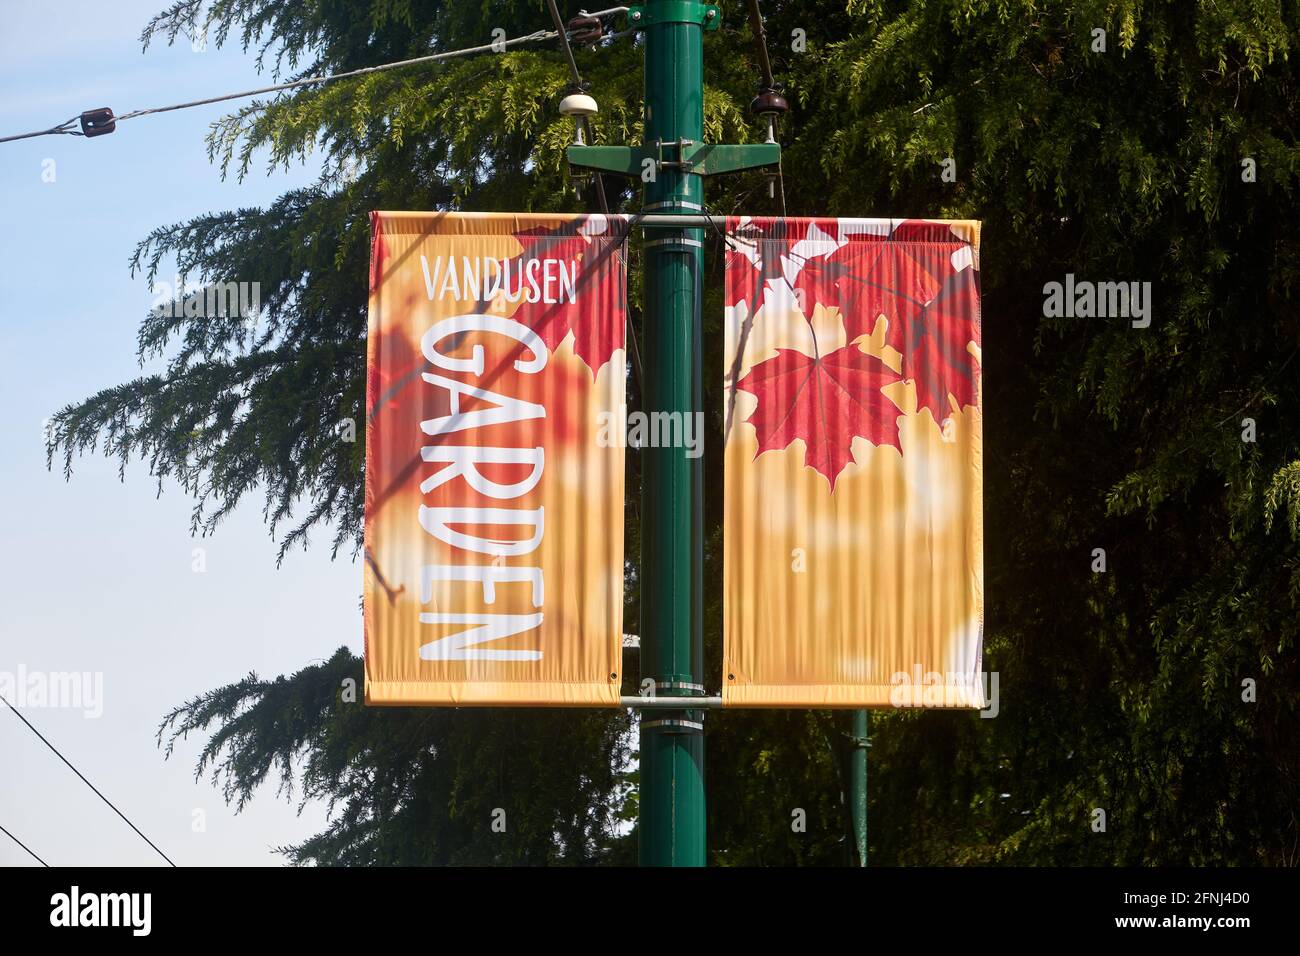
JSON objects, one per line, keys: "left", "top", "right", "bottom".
{"left": 636, "top": 0, "right": 708, "bottom": 868}
{"left": 568, "top": 0, "right": 781, "bottom": 866}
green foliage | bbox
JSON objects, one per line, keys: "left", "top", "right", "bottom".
{"left": 48, "top": 0, "right": 1300, "bottom": 864}
{"left": 159, "top": 647, "right": 635, "bottom": 864}
{"left": 801, "top": 0, "right": 1300, "bottom": 865}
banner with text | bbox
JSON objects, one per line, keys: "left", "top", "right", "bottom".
{"left": 365, "top": 212, "right": 627, "bottom": 706}
{"left": 723, "top": 217, "right": 985, "bottom": 708}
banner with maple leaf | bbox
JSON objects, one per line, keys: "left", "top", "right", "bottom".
{"left": 723, "top": 217, "right": 985, "bottom": 708}
{"left": 365, "top": 212, "right": 627, "bottom": 706}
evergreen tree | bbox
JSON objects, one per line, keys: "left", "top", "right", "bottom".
{"left": 49, "top": 0, "right": 1300, "bottom": 864}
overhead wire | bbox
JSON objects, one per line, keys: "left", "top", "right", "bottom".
{"left": 0, "top": 28, "right": 562, "bottom": 145}
{"left": 545, "top": 0, "right": 646, "bottom": 396}
{"left": 0, "top": 115, "right": 82, "bottom": 144}
{"left": 777, "top": 155, "right": 788, "bottom": 217}
{"left": 744, "top": 0, "right": 776, "bottom": 91}
{"left": 548, "top": 0, "right": 585, "bottom": 86}
{"left": 0, "top": 821, "right": 49, "bottom": 866}
{"left": 1, "top": 693, "right": 176, "bottom": 866}
{"left": 743, "top": 0, "right": 788, "bottom": 213}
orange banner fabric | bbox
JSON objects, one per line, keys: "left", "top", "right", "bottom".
{"left": 365, "top": 212, "right": 628, "bottom": 706}
{"left": 723, "top": 218, "right": 985, "bottom": 708}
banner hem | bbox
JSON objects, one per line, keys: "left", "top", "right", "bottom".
{"left": 722, "top": 683, "right": 985, "bottom": 709}
{"left": 365, "top": 679, "right": 622, "bottom": 708}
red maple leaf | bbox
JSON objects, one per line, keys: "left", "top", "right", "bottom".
{"left": 725, "top": 218, "right": 794, "bottom": 318}
{"left": 735, "top": 346, "right": 904, "bottom": 489}
{"left": 786, "top": 223, "right": 981, "bottom": 421}
{"left": 725, "top": 217, "right": 982, "bottom": 454}
{"left": 897, "top": 267, "right": 981, "bottom": 419}
{"left": 505, "top": 222, "right": 627, "bottom": 376}
{"left": 792, "top": 234, "right": 959, "bottom": 347}
{"left": 724, "top": 218, "right": 845, "bottom": 316}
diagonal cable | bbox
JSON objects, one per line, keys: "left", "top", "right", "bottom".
{"left": 1, "top": 693, "right": 176, "bottom": 866}
{"left": 0, "top": 822, "right": 49, "bottom": 866}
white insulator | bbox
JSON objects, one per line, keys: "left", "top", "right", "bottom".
{"left": 558, "top": 93, "right": 599, "bottom": 117}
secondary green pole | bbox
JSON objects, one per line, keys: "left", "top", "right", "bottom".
{"left": 638, "top": 0, "right": 708, "bottom": 867}
{"left": 850, "top": 710, "right": 868, "bottom": 866}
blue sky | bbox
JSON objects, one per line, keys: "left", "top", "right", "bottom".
{"left": 0, "top": 0, "right": 363, "bottom": 865}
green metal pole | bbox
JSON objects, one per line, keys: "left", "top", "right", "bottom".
{"left": 850, "top": 710, "right": 868, "bottom": 866}
{"left": 638, "top": 0, "right": 707, "bottom": 867}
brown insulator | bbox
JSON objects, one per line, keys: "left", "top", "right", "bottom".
{"left": 750, "top": 89, "right": 789, "bottom": 118}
